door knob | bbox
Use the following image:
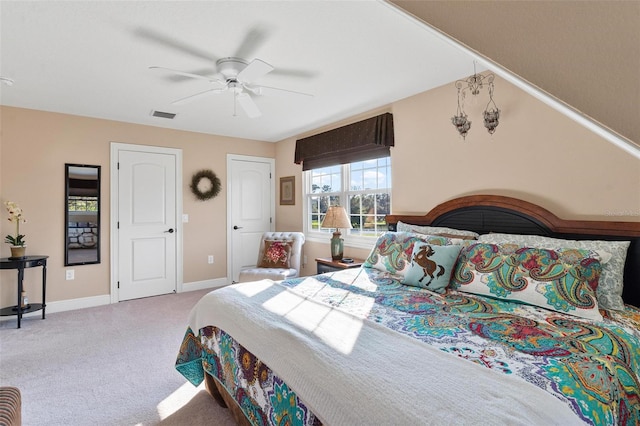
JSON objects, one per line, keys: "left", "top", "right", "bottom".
{"left": 233, "top": 225, "right": 243, "bottom": 230}
{"left": 165, "top": 228, "right": 175, "bottom": 233}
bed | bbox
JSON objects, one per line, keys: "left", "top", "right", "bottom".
{"left": 175, "top": 195, "right": 640, "bottom": 425}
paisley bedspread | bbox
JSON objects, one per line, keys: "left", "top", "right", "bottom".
{"left": 176, "top": 267, "right": 640, "bottom": 425}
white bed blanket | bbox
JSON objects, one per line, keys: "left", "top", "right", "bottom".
{"left": 188, "top": 279, "right": 582, "bottom": 425}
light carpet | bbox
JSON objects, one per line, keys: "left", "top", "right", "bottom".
{"left": 0, "top": 289, "right": 235, "bottom": 426}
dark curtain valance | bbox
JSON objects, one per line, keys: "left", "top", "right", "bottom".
{"left": 69, "top": 178, "right": 99, "bottom": 197}
{"left": 295, "top": 113, "right": 394, "bottom": 171}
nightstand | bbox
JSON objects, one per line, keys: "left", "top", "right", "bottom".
{"left": 315, "top": 257, "right": 364, "bottom": 274}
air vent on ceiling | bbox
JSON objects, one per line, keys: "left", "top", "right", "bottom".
{"left": 151, "top": 110, "right": 177, "bottom": 119}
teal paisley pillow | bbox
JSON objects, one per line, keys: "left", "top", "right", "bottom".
{"left": 401, "top": 242, "right": 462, "bottom": 293}
{"left": 451, "top": 243, "right": 604, "bottom": 321}
{"left": 477, "top": 233, "right": 627, "bottom": 311}
{"left": 364, "top": 232, "right": 463, "bottom": 277}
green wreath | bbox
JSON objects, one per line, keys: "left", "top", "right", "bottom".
{"left": 190, "top": 169, "right": 221, "bottom": 201}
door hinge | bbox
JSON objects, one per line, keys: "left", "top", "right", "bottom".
{"left": 117, "top": 281, "right": 120, "bottom": 289}
{"left": 117, "top": 222, "right": 119, "bottom": 229}
{"left": 270, "top": 172, "right": 272, "bottom": 179}
{"left": 117, "top": 162, "right": 120, "bottom": 170}
{"left": 270, "top": 217, "right": 273, "bottom": 223}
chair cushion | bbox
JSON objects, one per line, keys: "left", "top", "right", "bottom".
{"left": 238, "top": 267, "right": 298, "bottom": 282}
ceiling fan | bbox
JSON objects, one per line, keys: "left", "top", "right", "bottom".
{"left": 150, "top": 56, "right": 312, "bottom": 118}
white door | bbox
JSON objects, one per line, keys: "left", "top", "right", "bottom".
{"left": 227, "top": 155, "right": 274, "bottom": 282}
{"left": 116, "top": 148, "right": 179, "bottom": 301}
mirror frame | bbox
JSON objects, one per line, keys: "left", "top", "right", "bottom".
{"left": 65, "top": 163, "right": 101, "bottom": 266}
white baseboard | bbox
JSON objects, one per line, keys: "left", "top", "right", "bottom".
{"left": 181, "top": 277, "right": 229, "bottom": 292}
{"left": 0, "top": 294, "right": 111, "bottom": 322}
{"left": 0, "top": 278, "right": 229, "bottom": 322}
{"left": 47, "top": 294, "right": 112, "bottom": 314}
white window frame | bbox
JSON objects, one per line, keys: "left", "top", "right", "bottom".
{"left": 303, "top": 158, "right": 391, "bottom": 250}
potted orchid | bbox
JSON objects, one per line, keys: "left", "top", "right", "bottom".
{"left": 4, "top": 201, "right": 27, "bottom": 258}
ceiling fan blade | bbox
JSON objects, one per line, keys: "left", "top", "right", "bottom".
{"left": 270, "top": 68, "right": 317, "bottom": 79}
{"left": 149, "top": 66, "right": 224, "bottom": 84}
{"left": 237, "top": 59, "right": 274, "bottom": 83}
{"left": 171, "top": 87, "right": 227, "bottom": 105}
{"left": 134, "top": 27, "right": 217, "bottom": 62}
{"left": 236, "top": 92, "right": 261, "bottom": 118}
{"left": 164, "top": 67, "right": 219, "bottom": 83}
{"left": 233, "top": 25, "right": 271, "bottom": 59}
{"left": 249, "top": 84, "right": 313, "bottom": 98}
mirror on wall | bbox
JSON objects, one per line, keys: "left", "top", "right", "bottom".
{"left": 65, "top": 164, "right": 101, "bottom": 266}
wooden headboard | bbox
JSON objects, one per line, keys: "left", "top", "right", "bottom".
{"left": 386, "top": 195, "right": 640, "bottom": 308}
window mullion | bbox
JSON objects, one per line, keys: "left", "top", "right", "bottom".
{"left": 342, "top": 163, "right": 349, "bottom": 209}
{"left": 342, "top": 164, "right": 350, "bottom": 237}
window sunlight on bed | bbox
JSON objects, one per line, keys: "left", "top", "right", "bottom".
{"left": 261, "top": 276, "right": 375, "bottom": 355}
{"left": 234, "top": 278, "right": 276, "bottom": 296}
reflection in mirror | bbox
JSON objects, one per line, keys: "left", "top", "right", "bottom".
{"left": 65, "top": 164, "right": 101, "bottom": 266}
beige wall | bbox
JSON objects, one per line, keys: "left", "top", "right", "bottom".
{"left": 390, "top": 74, "right": 640, "bottom": 219}
{"left": 274, "top": 74, "right": 640, "bottom": 277}
{"left": 2, "top": 70, "right": 639, "bottom": 308}
{"left": 0, "top": 106, "right": 274, "bottom": 305}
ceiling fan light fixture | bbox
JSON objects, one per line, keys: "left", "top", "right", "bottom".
{"left": 217, "top": 57, "right": 248, "bottom": 79}
{"left": 228, "top": 81, "right": 243, "bottom": 94}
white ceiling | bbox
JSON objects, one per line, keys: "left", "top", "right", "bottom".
{"left": 0, "top": 1, "right": 476, "bottom": 143}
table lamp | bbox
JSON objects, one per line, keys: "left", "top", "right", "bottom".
{"left": 320, "top": 206, "right": 352, "bottom": 260}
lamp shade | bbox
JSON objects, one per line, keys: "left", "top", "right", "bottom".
{"left": 320, "top": 206, "right": 352, "bottom": 230}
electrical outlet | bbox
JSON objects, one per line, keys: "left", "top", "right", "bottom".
{"left": 66, "top": 269, "right": 75, "bottom": 280}
{"left": 208, "top": 255, "right": 214, "bottom": 264}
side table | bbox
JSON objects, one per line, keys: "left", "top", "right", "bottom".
{"left": 315, "top": 257, "right": 364, "bottom": 274}
{"left": 0, "top": 255, "right": 48, "bottom": 328}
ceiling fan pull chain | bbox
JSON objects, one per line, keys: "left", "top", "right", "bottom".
{"left": 233, "top": 91, "right": 237, "bottom": 117}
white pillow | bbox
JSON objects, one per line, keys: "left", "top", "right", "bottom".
{"left": 397, "top": 221, "right": 479, "bottom": 239}
{"left": 477, "top": 233, "right": 629, "bottom": 311}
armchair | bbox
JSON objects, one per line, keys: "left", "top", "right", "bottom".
{"left": 238, "top": 232, "right": 305, "bottom": 283}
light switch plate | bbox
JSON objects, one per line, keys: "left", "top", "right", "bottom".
{"left": 66, "top": 269, "right": 75, "bottom": 280}
{"left": 182, "top": 214, "right": 189, "bottom": 223}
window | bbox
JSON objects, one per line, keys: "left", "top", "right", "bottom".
{"left": 305, "top": 157, "right": 391, "bottom": 247}
{"left": 68, "top": 196, "right": 98, "bottom": 212}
